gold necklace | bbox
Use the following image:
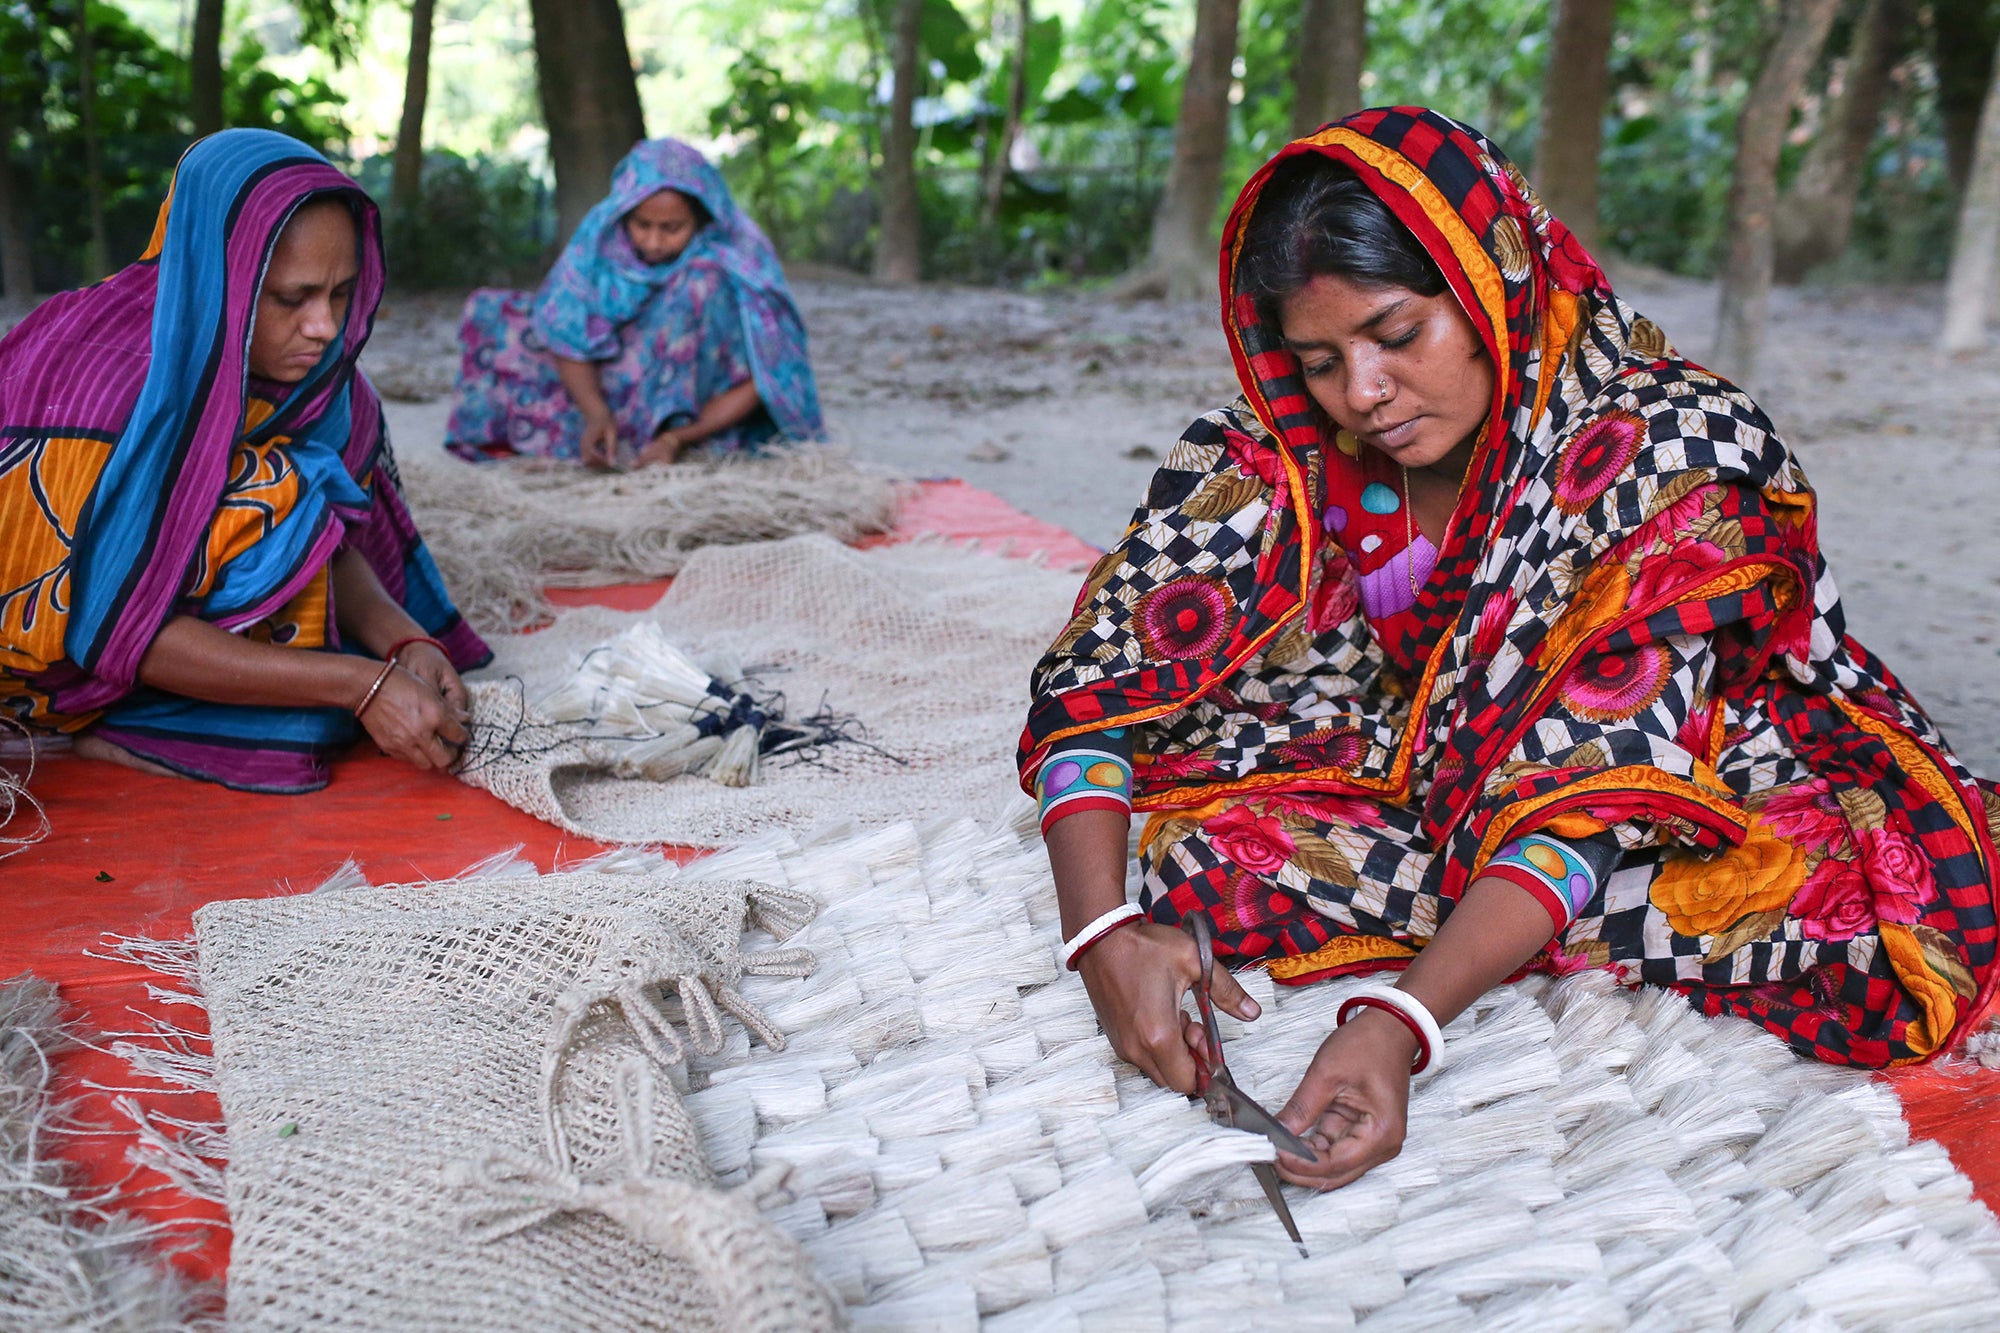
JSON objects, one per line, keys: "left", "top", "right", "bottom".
{"left": 1401, "top": 464, "right": 1420, "bottom": 601}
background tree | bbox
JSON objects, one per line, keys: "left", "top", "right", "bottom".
{"left": 393, "top": 0, "right": 437, "bottom": 219}
{"left": 875, "top": 0, "right": 924, "bottom": 282}
{"left": 190, "top": 0, "right": 225, "bottom": 137}
{"left": 1133, "top": 0, "right": 1241, "bottom": 299}
{"left": 1289, "top": 0, "right": 1366, "bottom": 137}
{"left": 1932, "top": 0, "right": 2000, "bottom": 197}
{"left": 982, "top": 0, "right": 1032, "bottom": 225}
{"left": 1533, "top": 0, "right": 1617, "bottom": 249}
{"left": 527, "top": 0, "right": 646, "bottom": 248}
{"left": 1941, "top": 38, "right": 2000, "bottom": 350}
{"left": 1773, "top": 0, "right": 1912, "bottom": 281}
{"left": 1713, "top": 0, "right": 1840, "bottom": 384}
{"left": 75, "top": 1, "right": 111, "bottom": 280}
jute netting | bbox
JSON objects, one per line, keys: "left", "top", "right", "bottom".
{"left": 395, "top": 447, "right": 908, "bottom": 635}
{"left": 457, "top": 535, "right": 1081, "bottom": 847}
{"left": 192, "top": 865, "right": 841, "bottom": 1332}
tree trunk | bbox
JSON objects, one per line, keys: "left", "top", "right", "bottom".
{"left": 527, "top": 0, "right": 647, "bottom": 249}
{"left": 1940, "top": 48, "right": 2000, "bottom": 351}
{"left": 1532, "top": 0, "right": 1616, "bottom": 249}
{"left": 1142, "top": 0, "right": 1241, "bottom": 301}
{"left": 0, "top": 101, "right": 32, "bottom": 299}
{"left": 391, "top": 0, "right": 436, "bottom": 219}
{"left": 190, "top": 0, "right": 225, "bottom": 138}
{"left": 75, "top": 0, "right": 110, "bottom": 280}
{"left": 1773, "top": 0, "right": 1911, "bottom": 281}
{"left": 1934, "top": 0, "right": 2000, "bottom": 197}
{"left": 1289, "top": 0, "right": 1365, "bottom": 137}
{"left": 874, "top": 0, "right": 923, "bottom": 283}
{"left": 982, "top": 0, "right": 1031, "bottom": 226}
{"left": 1712, "top": 0, "right": 1839, "bottom": 386}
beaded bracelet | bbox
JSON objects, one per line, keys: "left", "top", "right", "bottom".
{"left": 1336, "top": 985, "right": 1445, "bottom": 1074}
{"left": 353, "top": 658, "right": 401, "bottom": 722}
{"left": 385, "top": 634, "right": 449, "bottom": 666}
{"left": 1056, "top": 902, "right": 1146, "bottom": 971}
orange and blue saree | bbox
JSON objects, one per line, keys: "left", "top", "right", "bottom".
{"left": 0, "top": 130, "right": 488, "bottom": 792}
{"left": 1019, "top": 109, "right": 1999, "bottom": 1068}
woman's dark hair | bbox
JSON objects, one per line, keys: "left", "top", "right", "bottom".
{"left": 1237, "top": 157, "right": 1447, "bottom": 335}
{"left": 669, "top": 187, "right": 715, "bottom": 229}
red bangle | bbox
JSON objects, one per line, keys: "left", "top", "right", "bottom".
{"left": 1336, "top": 994, "right": 1433, "bottom": 1074}
{"left": 385, "top": 635, "right": 448, "bottom": 665}
{"left": 1064, "top": 912, "right": 1144, "bottom": 971}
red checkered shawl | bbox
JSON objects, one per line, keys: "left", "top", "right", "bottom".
{"left": 1017, "top": 108, "right": 1998, "bottom": 1062}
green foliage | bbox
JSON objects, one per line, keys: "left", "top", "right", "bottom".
{"left": 25, "top": 0, "right": 1970, "bottom": 292}
{"left": 2, "top": 0, "right": 347, "bottom": 291}
{"left": 356, "top": 151, "right": 552, "bottom": 289}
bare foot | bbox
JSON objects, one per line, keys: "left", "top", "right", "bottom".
{"left": 74, "top": 733, "right": 183, "bottom": 779}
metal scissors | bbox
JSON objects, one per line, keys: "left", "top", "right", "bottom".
{"left": 1182, "top": 910, "right": 1317, "bottom": 1256}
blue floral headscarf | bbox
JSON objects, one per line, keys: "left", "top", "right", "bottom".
{"left": 531, "top": 138, "right": 824, "bottom": 441}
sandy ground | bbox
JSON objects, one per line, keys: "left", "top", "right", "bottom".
{"left": 7, "top": 269, "right": 1997, "bottom": 776}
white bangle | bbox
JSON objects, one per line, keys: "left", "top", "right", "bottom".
{"left": 1336, "top": 984, "right": 1445, "bottom": 1073}
{"left": 1056, "top": 903, "right": 1146, "bottom": 971}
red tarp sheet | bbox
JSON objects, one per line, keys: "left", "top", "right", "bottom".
{"left": 5, "top": 477, "right": 1994, "bottom": 1289}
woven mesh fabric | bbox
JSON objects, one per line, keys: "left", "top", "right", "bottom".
{"left": 669, "top": 817, "right": 2000, "bottom": 1330}
{"left": 192, "top": 865, "right": 841, "bottom": 1332}
{"left": 396, "top": 448, "right": 906, "bottom": 633}
{"left": 457, "top": 535, "right": 1078, "bottom": 847}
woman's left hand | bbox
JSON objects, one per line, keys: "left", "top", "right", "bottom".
{"left": 394, "top": 641, "right": 469, "bottom": 721}
{"left": 636, "top": 428, "right": 687, "bottom": 468}
{"left": 1270, "top": 1008, "right": 1416, "bottom": 1190}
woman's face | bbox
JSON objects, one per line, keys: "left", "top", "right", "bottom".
{"left": 249, "top": 199, "right": 359, "bottom": 383}
{"left": 625, "top": 189, "right": 702, "bottom": 265}
{"left": 1278, "top": 272, "right": 1495, "bottom": 475}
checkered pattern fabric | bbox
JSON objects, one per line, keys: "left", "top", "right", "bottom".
{"left": 1018, "top": 109, "right": 1999, "bottom": 1067}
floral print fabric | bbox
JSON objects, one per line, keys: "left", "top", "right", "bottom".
{"left": 445, "top": 278, "right": 770, "bottom": 462}
{"left": 445, "top": 137, "right": 822, "bottom": 460}
{"left": 1018, "top": 108, "right": 2000, "bottom": 1068}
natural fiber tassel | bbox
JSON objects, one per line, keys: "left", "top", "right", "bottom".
{"left": 529, "top": 621, "right": 874, "bottom": 789}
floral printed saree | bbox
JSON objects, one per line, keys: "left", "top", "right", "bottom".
{"left": 1018, "top": 108, "right": 1999, "bottom": 1068}
{"left": 0, "top": 130, "right": 488, "bottom": 792}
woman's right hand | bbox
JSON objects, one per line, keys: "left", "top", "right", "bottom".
{"left": 578, "top": 413, "right": 621, "bottom": 468}
{"left": 357, "top": 665, "right": 469, "bottom": 771}
{"left": 1077, "top": 920, "right": 1261, "bottom": 1094}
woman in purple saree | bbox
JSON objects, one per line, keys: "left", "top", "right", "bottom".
{"left": 0, "top": 130, "right": 488, "bottom": 793}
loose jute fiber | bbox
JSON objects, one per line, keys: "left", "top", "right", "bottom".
{"left": 394, "top": 447, "right": 907, "bottom": 633}
{"left": 109, "top": 819, "right": 2000, "bottom": 1329}
{"left": 456, "top": 535, "right": 1079, "bottom": 847}
{"left": 178, "top": 860, "right": 843, "bottom": 1332}
{"left": 0, "top": 973, "right": 213, "bottom": 1330}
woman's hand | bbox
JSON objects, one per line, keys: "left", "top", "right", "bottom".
{"left": 357, "top": 665, "right": 468, "bottom": 771}
{"left": 394, "top": 641, "right": 470, "bottom": 720}
{"left": 1271, "top": 1008, "right": 1415, "bottom": 1190}
{"left": 1077, "top": 921, "right": 1260, "bottom": 1094}
{"left": 579, "top": 413, "right": 622, "bottom": 468}
{"left": 635, "top": 427, "right": 687, "bottom": 468}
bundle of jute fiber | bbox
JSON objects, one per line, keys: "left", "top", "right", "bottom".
{"left": 666, "top": 818, "right": 1999, "bottom": 1331}
{"left": 393, "top": 446, "right": 908, "bottom": 633}
{"left": 0, "top": 974, "right": 215, "bottom": 1330}
{"left": 145, "top": 857, "right": 841, "bottom": 1331}
{"left": 456, "top": 534, "right": 1080, "bottom": 847}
